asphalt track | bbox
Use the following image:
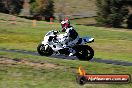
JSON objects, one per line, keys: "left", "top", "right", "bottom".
{"left": 0, "top": 48, "right": 132, "bottom": 66}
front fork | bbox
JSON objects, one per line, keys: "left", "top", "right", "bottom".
{"left": 41, "top": 41, "right": 49, "bottom": 50}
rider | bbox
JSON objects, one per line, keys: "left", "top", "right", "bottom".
{"left": 60, "top": 18, "right": 80, "bottom": 56}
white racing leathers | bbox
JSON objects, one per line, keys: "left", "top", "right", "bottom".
{"left": 58, "top": 26, "right": 79, "bottom": 56}
{"left": 60, "top": 26, "right": 79, "bottom": 47}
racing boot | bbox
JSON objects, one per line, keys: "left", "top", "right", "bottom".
{"left": 69, "top": 48, "right": 76, "bottom": 56}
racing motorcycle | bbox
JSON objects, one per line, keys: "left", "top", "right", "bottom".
{"left": 37, "top": 30, "right": 94, "bottom": 60}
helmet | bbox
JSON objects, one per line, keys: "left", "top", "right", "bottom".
{"left": 61, "top": 18, "right": 70, "bottom": 32}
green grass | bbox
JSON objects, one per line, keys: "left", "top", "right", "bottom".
{"left": 54, "top": 0, "right": 96, "bottom": 15}
{"left": 0, "top": 51, "right": 132, "bottom": 88}
{"left": 54, "top": 0, "right": 97, "bottom": 24}
{"left": 0, "top": 64, "right": 75, "bottom": 88}
{"left": 71, "top": 17, "right": 96, "bottom": 25}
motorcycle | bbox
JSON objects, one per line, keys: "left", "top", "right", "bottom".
{"left": 37, "top": 30, "right": 94, "bottom": 60}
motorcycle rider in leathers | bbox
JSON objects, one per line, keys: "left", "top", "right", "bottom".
{"left": 59, "top": 18, "right": 80, "bottom": 56}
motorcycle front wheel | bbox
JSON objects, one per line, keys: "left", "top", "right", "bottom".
{"left": 37, "top": 43, "right": 53, "bottom": 56}
{"left": 75, "top": 45, "right": 94, "bottom": 61}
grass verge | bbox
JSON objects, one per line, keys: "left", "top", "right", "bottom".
{"left": 0, "top": 51, "right": 132, "bottom": 88}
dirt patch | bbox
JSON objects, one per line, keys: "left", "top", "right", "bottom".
{"left": 0, "top": 57, "right": 63, "bottom": 69}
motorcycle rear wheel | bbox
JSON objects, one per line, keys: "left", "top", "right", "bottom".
{"left": 37, "top": 43, "right": 53, "bottom": 56}
{"left": 75, "top": 45, "right": 94, "bottom": 60}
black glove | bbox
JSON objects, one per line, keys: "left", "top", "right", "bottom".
{"left": 53, "top": 30, "right": 59, "bottom": 35}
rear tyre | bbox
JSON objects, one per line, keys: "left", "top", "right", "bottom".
{"left": 75, "top": 45, "right": 94, "bottom": 60}
{"left": 37, "top": 43, "right": 53, "bottom": 56}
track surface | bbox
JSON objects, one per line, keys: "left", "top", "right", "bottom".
{"left": 0, "top": 48, "right": 132, "bottom": 66}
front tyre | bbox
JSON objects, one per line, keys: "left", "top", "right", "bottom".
{"left": 75, "top": 45, "right": 94, "bottom": 60}
{"left": 37, "top": 43, "right": 53, "bottom": 56}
